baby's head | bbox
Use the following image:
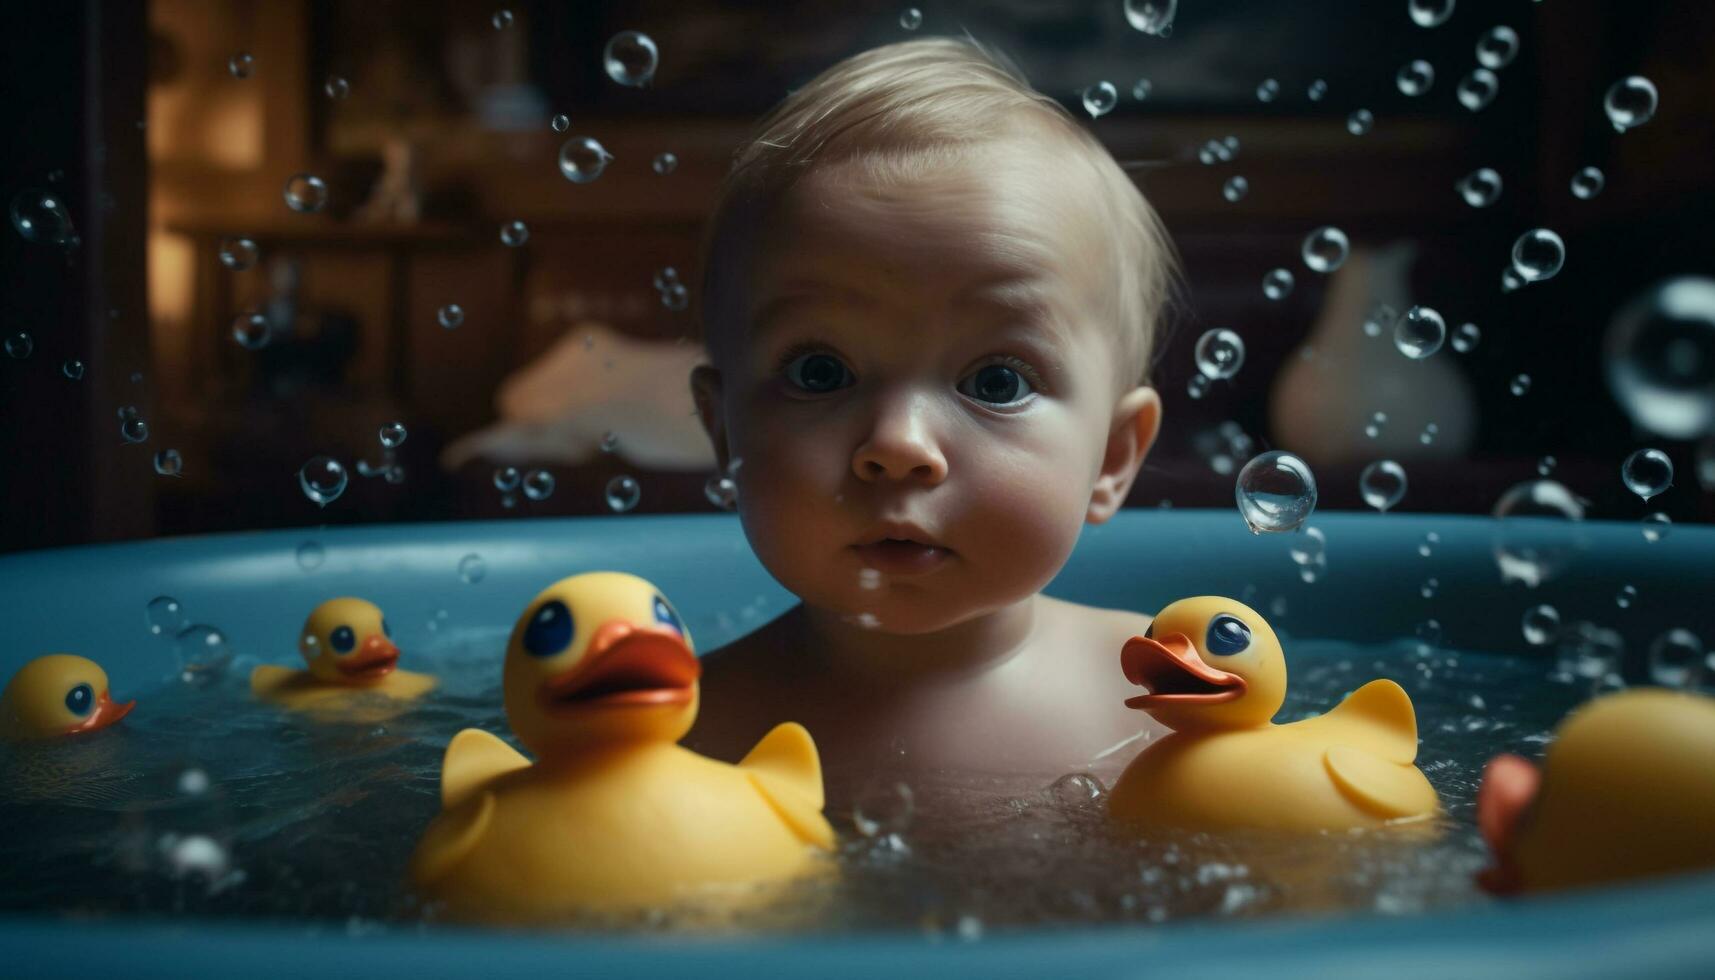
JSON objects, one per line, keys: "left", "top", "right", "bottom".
{"left": 691, "top": 38, "right": 1177, "bottom": 635}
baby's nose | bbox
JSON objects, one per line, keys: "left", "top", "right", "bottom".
{"left": 851, "top": 393, "right": 948, "bottom": 484}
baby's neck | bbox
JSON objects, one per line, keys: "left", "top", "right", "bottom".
{"left": 788, "top": 593, "right": 1043, "bottom": 686}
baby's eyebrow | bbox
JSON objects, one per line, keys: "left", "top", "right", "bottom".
{"left": 747, "top": 276, "right": 1073, "bottom": 348}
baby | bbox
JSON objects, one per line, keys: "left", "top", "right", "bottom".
{"left": 683, "top": 38, "right": 1178, "bottom": 791}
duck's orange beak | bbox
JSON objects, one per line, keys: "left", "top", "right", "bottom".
{"left": 336, "top": 634, "right": 401, "bottom": 681}
{"left": 539, "top": 619, "right": 699, "bottom": 713}
{"left": 67, "top": 689, "right": 135, "bottom": 735}
{"left": 1476, "top": 753, "right": 1541, "bottom": 895}
{"left": 1121, "top": 633, "right": 1245, "bottom": 710}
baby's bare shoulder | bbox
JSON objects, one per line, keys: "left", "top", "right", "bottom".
{"left": 1040, "top": 594, "right": 1153, "bottom": 645}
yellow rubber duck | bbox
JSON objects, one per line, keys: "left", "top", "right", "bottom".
{"left": 1477, "top": 687, "right": 1715, "bottom": 895}
{"left": 1108, "top": 596, "right": 1440, "bottom": 832}
{"left": 0, "top": 654, "right": 135, "bottom": 741}
{"left": 250, "top": 598, "right": 436, "bottom": 716}
{"left": 410, "top": 571, "right": 835, "bottom": 924}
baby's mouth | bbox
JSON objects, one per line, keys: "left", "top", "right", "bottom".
{"left": 851, "top": 538, "right": 952, "bottom": 576}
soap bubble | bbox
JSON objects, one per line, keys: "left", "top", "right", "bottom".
{"left": 10, "top": 189, "right": 74, "bottom": 244}
{"left": 1570, "top": 166, "right": 1605, "bottom": 200}
{"left": 119, "top": 409, "right": 149, "bottom": 444}
{"left": 5, "top": 331, "right": 32, "bottom": 359}
{"left": 1364, "top": 304, "right": 1398, "bottom": 338}
{"left": 1408, "top": 0, "right": 1455, "bottom": 29}
{"left": 853, "top": 779, "right": 915, "bottom": 837}
{"left": 499, "top": 220, "right": 528, "bottom": 247}
{"left": 491, "top": 9, "right": 513, "bottom": 30}
{"left": 652, "top": 152, "right": 677, "bottom": 175}
{"left": 1456, "top": 168, "right": 1502, "bottom": 208}
{"left": 602, "top": 31, "right": 658, "bottom": 88}
{"left": 1301, "top": 226, "right": 1349, "bottom": 273}
{"left": 1510, "top": 373, "right": 1531, "bottom": 396}
{"left": 1511, "top": 229, "right": 1565, "bottom": 282}
{"left": 1396, "top": 60, "right": 1435, "bottom": 96}
{"left": 378, "top": 422, "right": 407, "bottom": 449}
{"left": 228, "top": 52, "right": 254, "bottom": 78}
{"left": 703, "top": 474, "right": 738, "bottom": 510}
{"left": 1359, "top": 460, "right": 1407, "bottom": 512}
{"left": 1289, "top": 525, "right": 1326, "bottom": 566}
{"left": 1420, "top": 577, "right": 1439, "bottom": 599}
{"left": 1256, "top": 78, "right": 1280, "bottom": 103}
{"left": 1262, "top": 268, "right": 1294, "bottom": 301}
{"left": 458, "top": 554, "right": 487, "bottom": 584}
{"left": 1222, "top": 176, "right": 1249, "bottom": 202}
{"left": 1132, "top": 79, "right": 1153, "bottom": 100}
{"left": 1418, "top": 531, "right": 1439, "bottom": 557}
{"left": 1307, "top": 79, "right": 1328, "bottom": 101}
{"left": 1187, "top": 374, "right": 1209, "bottom": 400}
{"left": 1476, "top": 26, "right": 1520, "bottom": 69}
{"left": 437, "top": 303, "right": 464, "bottom": 329}
{"left": 1554, "top": 621, "right": 1623, "bottom": 681}
{"left": 62, "top": 359, "right": 85, "bottom": 380}
{"left": 1537, "top": 456, "right": 1557, "bottom": 477}
{"left": 522, "top": 469, "right": 555, "bottom": 501}
{"left": 1502, "top": 269, "right": 1524, "bottom": 294}
{"left": 1457, "top": 68, "right": 1499, "bottom": 111}
{"left": 146, "top": 596, "right": 186, "bottom": 637}
{"left": 1641, "top": 511, "right": 1672, "bottom": 543}
{"left": 1235, "top": 451, "right": 1318, "bottom": 534}
{"left": 295, "top": 540, "right": 325, "bottom": 571}
{"left": 1082, "top": 82, "right": 1118, "bottom": 118}
{"left": 550, "top": 114, "right": 570, "bottom": 133}
{"left": 1048, "top": 772, "right": 1107, "bottom": 806}
{"left": 1604, "top": 76, "right": 1658, "bottom": 132}
{"left": 230, "top": 312, "right": 270, "bottom": 349}
{"left": 218, "top": 237, "right": 258, "bottom": 271}
{"left": 1621, "top": 448, "right": 1673, "bottom": 502}
{"left": 1365, "top": 411, "right": 1388, "bottom": 439}
{"left": 605, "top": 475, "right": 641, "bottom": 513}
{"left": 283, "top": 173, "right": 328, "bottom": 213}
{"left": 1395, "top": 306, "right": 1446, "bottom": 359}
{"left": 1450, "top": 322, "right": 1480, "bottom": 353}
{"left": 1346, "top": 109, "right": 1374, "bottom": 136}
{"left": 1616, "top": 584, "right": 1637, "bottom": 609}
{"left": 298, "top": 456, "right": 347, "bottom": 507}
{"left": 493, "top": 466, "right": 521, "bottom": 492}
{"left": 1648, "top": 629, "right": 1704, "bottom": 688}
{"left": 1194, "top": 328, "right": 1245, "bottom": 380}
{"left": 1123, "top": 0, "right": 1177, "bottom": 36}
{"left": 558, "top": 136, "right": 613, "bottom": 184}
{"left": 899, "top": 8, "right": 923, "bottom": 30}
{"left": 324, "top": 75, "right": 349, "bottom": 100}
{"left": 660, "top": 282, "right": 689, "bottom": 311}
{"left": 1603, "top": 277, "right": 1715, "bottom": 440}
{"left": 1491, "top": 479, "right": 1586, "bottom": 587}
{"left": 1419, "top": 423, "right": 1439, "bottom": 445}
{"left": 153, "top": 449, "right": 183, "bottom": 477}
{"left": 1521, "top": 604, "right": 1561, "bottom": 646}
{"left": 173, "top": 625, "right": 232, "bottom": 686}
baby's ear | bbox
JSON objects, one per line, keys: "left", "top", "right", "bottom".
{"left": 1087, "top": 386, "right": 1161, "bottom": 524}
{"left": 690, "top": 364, "right": 731, "bottom": 469}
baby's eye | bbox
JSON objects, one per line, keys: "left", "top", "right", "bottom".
{"left": 782, "top": 351, "right": 852, "bottom": 394}
{"left": 957, "top": 362, "right": 1035, "bottom": 406}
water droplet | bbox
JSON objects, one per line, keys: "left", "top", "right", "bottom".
{"left": 1510, "top": 373, "right": 1532, "bottom": 396}
{"left": 1534, "top": 455, "right": 1557, "bottom": 477}
{"left": 1262, "top": 268, "right": 1295, "bottom": 301}
{"left": 1132, "top": 78, "right": 1153, "bottom": 100}
{"left": 1187, "top": 373, "right": 1209, "bottom": 400}
{"left": 62, "top": 358, "right": 85, "bottom": 380}
{"left": 296, "top": 540, "right": 325, "bottom": 571}
{"left": 1569, "top": 165, "right": 1605, "bottom": 200}
{"left": 558, "top": 136, "right": 613, "bottom": 184}
{"left": 324, "top": 75, "right": 350, "bottom": 100}
{"left": 1301, "top": 226, "right": 1349, "bottom": 274}
{"left": 1289, "top": 525, "right": 1326, "bottom": 565}
{"left": 1648, "top": 628, "right": 1704, "bottom": 687}
{"left": 1621, "top": 447, "right": 1673, "bottom": 502}
{"left": 378, "top": 422, "right": 407, "bottom": 449}
{"left": 493, "top": 466, "right": 521, "bottom": 492}
{"left": 1408, "top": 0, "right": 1456, "bottom": 28}
{"left": 173, "top": 624, "right": 232, "bottom": 686}
{"left": 1603, "top": 277, "right": 1715, "bottom": 440}
{"left": 1396, "top": 60, "right": 1435, "bottom": 96}
{"left": 1522, "top": 604, "right": 1561, "bottom": 646}
{"left": 5, "top": 331, "right": 33, "bottom": 359}
{"left": 10, "top": 189, "right": 74, "bottom": 244}
{"left": 1512, "top": 228, "right": 1566, "bottom": 282}
{"left": 1395, "top": 305, "right": 1446, "bottom": 359}
{"left": 1194, "top": 328, "right": 1245, "bottom": 380}
{"left": 499, "top": 220, "right": 529, "bottom": 247}
{"left": 1048, "top": 772, "right": 1107, "bottom": 806}
{"left": 1419, "top": 422, "right": 1439, "bottom": 445}
{"left": 1359, "top": 460, "right": 1407, "bottom": 512}
{"left": 1221, "top": 175, "right": 1249, "bottom": 202}
{"left": 1450, "top": 322, "right": 1481, "bottom": 353}
{"left": 160, "top": 832, "right": 231, "bottom": 883}
{"left": 491, "top": 9, "right": 513, "bottom": 30}
{"left": 120, "top": 409, "right": 149, "bottom": 443}
{"left": 437, "top": 303, "right": 465, "bottom": 329}
{"left": 1476, "top": 26, "right": 1519, "bottom": 69}
{"left": 1456, "top": 167, "right": 1502, "bottom": 208}
{"left": 1491, "top": 479, "right": 1585, "bottom": 587}
{"left": 1123, "top": 0, "right": 1177, "bottom": 36}
{"left": 1616, "top": 584, "right": 1638, "bottom": 609}
{"left": 1420, "top": 577, "right": 1439, "bottom": 599}
{"left": 550, "top": 113, "right": 570, "bottom": 133}
{"left": 1365, "top": 410, "right": 1388, "bottom": 439}
{"left": 652, "top": 152, "right": 678, "bottom": 175}
{"left": 1457, "top": 68, "right": 1500, "bottom": 111}
{"left": 1082, "top": 81, "right": 1118, "bottom": 118}
{"left": 1235, "top": 451, "right": 1318, "bottom": 533}
{"left": 593, "top": 431, "right": 617, "bottom": 455}
{"left": 522, "top": 469, "right": 555, "bottom": 501}
{"left": 1307, "top": 78, "right": 1328, "bottom": 101}
{"left": 660, "top": 281, "right": 689, "bottom": 311}
{"left": 1641, "top": 511, "right": 1672, "bottom": 543}
{"left": 1255, "top": 78, "right": 1280, "bottom": 103}
{"left": 703, "top": 474, "right": 737, "bottom": 510}
{"left": 283, "top": 173, "right": 328, "bottom": 213}
{"left": 604, "top": 475, "right": 641, "bottom": 513}
{"left": 231, "top": 312, "right": 270, "bottom": 349}
{"left": 852, "top": 779, "right": 915, "bottom": 837}
{"left": 458, "top": 554, "right": 487, "bottom": 584}
{"left": 153, "top": 449, "right": 183, "bottom": 477}
{"left": 1502, "top": 268, "right": 1524, "bottom": 293}
{"left": 603, "top": 30, "right": 658, "bottom": 88}
{"left": 298, "top": 456, "right": 347, "bottom": 507}
{"left": 146, "top": 596, "right": 185, "bottom": 637}
{"left": 1418, "top": 531, "right": 1439, "bottom": 557}
{"left": 228, "top": 52, "right": 254, "bottom": 79}
{"left": 177, "top": 768, "right": 210, "bottom": 796}
{"left": 218, "top": 237, "right": 259, "bottom": 271}
{"left": 1604, "top": 76, "right": 1658, "bottom": 132}
{"left": 1346, "top": 109, "right": 1374, "bottom": 135}
{"left": 899, "top": 8, "right": 923, "bottom": 30}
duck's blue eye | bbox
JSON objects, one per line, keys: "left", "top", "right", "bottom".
{"left": 1206, "top": 614, "right": 1251, "bottom": 655}
{"left": 65, "top": 683, "right": 93, "bottom": 716}
{"left": 652, "top": 595, "right": 683, "bottom": 635}
{"left": 330, "top": 626, "right": 356, "bottom": 654}
{"left": 523, "top": 600, "right": 574, "bottom": 657}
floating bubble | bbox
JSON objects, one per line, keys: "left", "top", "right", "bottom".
{"left": 1222, "top": 176, "right": 1249, "bottom": 203}
{"left": 1359, "top": 460, "right": 1408, "bottom": 512}
{"left": 1256, "top": 78, "right": 1280, "bottom": 103}
{"left": 1456, "top": 68, "right": 1499, "bottom": 111}
{"left": 1197, "top": 143, "right": 1218, "bottom": 166}
{"left": 1307, "top": 79, "right": 1328, "bottom": 101}
{"left": 1132, "top": 78, "right": 1152, "bottom": 100}
{"left": 1420, "top": 577, "right": 1439, "bottom": 599}
{"left": 1476, "top": 26, "right": 1519, "bottom": 69}
{"left": 1603, "top": 277, "right": 1715, "bottom": 440}
{"left": 295, "top": 540, "right": 326, "bottom": 572}
{"left": 1648, "top": 629, "right": 1704, "bottom": 688}
{"left": 177, "top": 768, "right": 210, "bottom": 796}
{"left": 159, "top": 833, "right": 232, "bottom": 886}
{"left": 1491, "top": 479, "right": 1586, "bottom": 587}
{"left": 1262, "top": 268, "right": 1295, "bottom": 301}
{"left": 1235, "top": 451, "right": 1318, "bottom": 534}
{"left": 1082, "top": 81, "right": 1118, "bottom": 118}
{"left": 324, "top": 75, "right": 349, "bottom": 100}
{"left": 1502, "top": 268, "right": 1524, "bottom": 294}
{"left": 1396, "top": 60, "right": 1435, "bottom": 96}
{"left": 522, "top": 469, "right": 555, "bottom": 501}
{"left": 378, "top": 422, "right": 407, "bottom": 449}
{"left": 1604, "top": 76, "right": 1658, "bottom": 132}
{"left": 1194, "top": 328, "right": 1245, "bottom": 380}
{"left": 218, "top": 237, "right": 258, "bottom": 271}
{"left": 1641, "top": 511, "right": 1672, "bottom": 543}
{"left": 491, "top": 9, "right": 513, "bottom": 30}
{"left": 1450, "top": 322, "right": 1480, "bottom": 353}
{"left": 1616, "top": 584, "right": 1637, "bottom": 609}
{"left": 1621, "top": 448, "right": 1673, "bottom": 501}
{"left": 230, "top": 312, "right": 270, "bottom": 349}
{"left": 492, "top": 466, "right": 521, "bottom": 492}
{"left": 298, "top": 456, "right": 347, "bottom": 507}
{"left": 173, "top": 625, "right": 232, "bottom": 686}
{"left": 1223, "top": 135, "right": 1240, "bottom": 154}
{"left": 603, "top": 30, "right": 658, "bottom": 88}
{"left": 1288, "top": 525, "right": 1326, "bottom": 566}
{"left": 146, "top": 596, "right": 185, "bottom": 637}
{"left": 1416, "top": 618, "right": 1443, "bottom": 651}
{"left": 10, "top": 189, "right": 74, "bottom": 244}
{"left": 120, "top": 409, "right": 149, "bottom": 444}
{"left": 703, "top": 474, "right": 737, "bottom": 510}
{"left": 62, "top": 358, "right": 85, "bottom": 380}
{"left": 550, "top": 114, "right": 570, "bottom": 133}
{"left": 1363, "top": 304, "right": 1397, "bottom": 339}
{"left": 652, "top": 152, "right": 678, "bottom": 175}
{"left": 153, "top": 449, "right": 183, "bottom": 477}
{"left": 1301, "top": 226, "right": 1349, "bottom": 274}
{"left": 1536, "top": 455, "right": 1557, "bottom": 477}
{"left": 1510, "top": 373, "right": 1531, "bottom": 396}
{"left": 1346, "top": 109, "right": 1374, "bottom": 136}
{"left": 1522, "top": 604, "right": 1561, "bottom": 646}
{"left": 499, "top": 220, "right": 529, "bottom": 247}
{"left": 852, "top": 779, "right": 915, "bottom": 837}
{"left": 283, "top": 173, "right": 328, "bottom": 213}
{"left": 660, "top": 282, "right": 689, "bottom": 311}
{"left": 1408, "top": 0, "right": 1456, "bottom": 29}
{"left": 1187, "top": 373, "right": 1209, "bottom": 400}
{"left": 1123, "top": 0, "right": 1177, "bottom": 36}
{"left": 1395, "top": 305, "right": 1446, "bottom": 359}
{"left": 1569, "top": 166, "right": 1605, "bottom": 200}
{"left": 1511, "top": 228, "right": 1565, "bottom": 283}
{"left": 5, "top": 331, "right": 32, "bottom": 359}
{"left": 1419, "top": 422, "right": 1439, "bottom": 445}
{"left": 1418, "top": 531, "right": 1439, "bottom": 557}
{"left": 1365, "top": 411, "right": 1388, "bottom": 439}
{"left": 899, "top": 7, "right": 923, "bottom": 30}
{"left": 605, "top": 475, "right": 641, "bottom": 513}
{"left": 228, "top": 52, "right": 254, "bottom": 79}
{"left": 558, "top": 136, "right": 613, "bottom": 184}
{"left": 1554, "top": 621, "right": 1623, "bottom": 681}
{"left": 458, "top": 554, "right": 487, "bottom": 584}
{"left": 437, "top": 303, "right": 464, "bottom": 329}
{"left": 1456, "top": 168, "right": 1502, "bottom": 208}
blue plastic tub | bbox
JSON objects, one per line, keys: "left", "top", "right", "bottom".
{"left": 3, "top": 510, "right": 1713, "bottom": 977}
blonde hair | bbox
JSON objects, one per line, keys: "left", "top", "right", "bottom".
{"left": 697, "top": 36, "right": 1179, "bottom": 390}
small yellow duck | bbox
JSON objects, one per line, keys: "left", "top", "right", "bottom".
{"left": 250, "top": 598, "right": 436, "bottom": 715}
{"left": 0, "top": 654, "right": 135, "bottom": 741}
{"left": 1108, "top": 597, "right": 1440, "bottom": 833}
{"left": 410, "top": 571, "right": 835, "bottom": 924}
{"left": 1478, "top": 687, "right": 1715, "bottom": 895}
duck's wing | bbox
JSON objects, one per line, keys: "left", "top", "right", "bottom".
{"left": 248, "top": 665, "right": 301, "bottom": 700}
{"left": 1324, "top": 745, "right": 1441, "bottom": 819}
{"left": 441, "top": 728, "right": 531, "bottom": 810}
{"left": 409, "top": 790, "right": 495, "bottom": 887}
{"left": 1304, "top": 678, "right": 1420, "bottom": 764}
{"left": 738, "top": 722, "right": 835, "bottom": 850}
{"left": 383, "top": 669, "right": 439, "bottom": 700}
